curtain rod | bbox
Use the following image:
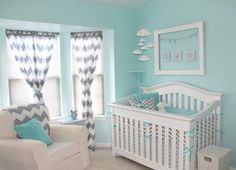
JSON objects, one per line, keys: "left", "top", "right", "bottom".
{"left": 71, "top": 31, "right": 102, "bottom": 39}
{"left": 6, "top": 29, "right": 59, "bottom": 36}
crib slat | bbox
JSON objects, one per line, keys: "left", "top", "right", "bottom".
{"left": 184, "top": 95, "right": 188, "bottom": 110}
{"left": 190, "top": 97, "right": 195, "bottom": 111}
{"left": 152, "top": 124, "right": 156, "bottom": 162}
{"left": 130, "top": 119, "right": 134, "bottom": 153}
{"left": 135, "top": 120, "right": 139, "bottom": 155}
{"left": 216, "top": 106, "right": 221, "bottom": 145}
{"left": 197, "top": 100, "right": 201, "bottom": 112}
{"left": 164, "top": 127, "right": 169, "bottom": 167}
{"left": 112, "top": 114, "right": 116, "bottom": 156}
{"left": 199, "top": 120, "right": 203, "bottom": 150}
{"left": 116, "top": 116, "right": 120, "bottom": 148}
{"left": 203, "top": 102, "right": 206, "bottom": 109}
{"left": 125, "top": 117, "right": 129, "bottom": 151}
{"left": 140, "top": 121, "right": 144, "bottom": 158}
{"left": 121, "top": 117, "right": 124, "bottom": 150}
{"left": 203, "top": 119, "right": 206, "bottom": 148}
{"left": 178, "top": 131, "right": 184, "bottom": 170}
{"left": 214, "top": 112, "right": 218, "bottom": 145}
{"left": 163, "top": 94, "right": 166, "bottom": 103}
{"left": 158, "top": 126, "right": 163, "bottom": 164}
{"left": 172, "top": 129, "right": 176, "bottom": 169}
{"left": 209, "top": 115, "right": 213, "bottom": 145}
{"left": 173, "top": 93, "right": 177, "bottom": 108}
{"left": 178, "top": 94, "right": 182, "bottom": 109}
{"left": 167, "top": 94, "right": 171, "bottom": 106}
{"left": 146, "top": 124, "right": 151, "bottom": 161}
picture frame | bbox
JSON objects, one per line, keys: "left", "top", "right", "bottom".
{"left": 154, "top": 21, "right": 205, "bottom": 75}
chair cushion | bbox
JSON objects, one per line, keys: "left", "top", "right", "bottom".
{"left": 4, "top": 103, "right": 50, "bottom": 134}
{"left": 48, "top": 142, "right": 80, "bottom": 165}
{"left": 0, "top": 110, "right": 17, "bottom": 139}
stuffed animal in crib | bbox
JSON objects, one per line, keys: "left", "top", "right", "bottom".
{"left": 157, "top": 102, "right": 168, "bottom": 112}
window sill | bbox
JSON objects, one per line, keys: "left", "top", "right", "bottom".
{"left": 50, "top": 115, "right": 107, "bottom": 122}
{"left": 94, "top": 115, "right": 107, "bottom": 120}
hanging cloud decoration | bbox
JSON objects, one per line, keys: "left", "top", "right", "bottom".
{"left": 136, "top": 29, "right": 151, "bottom": 37}
{"left": 140, "top": 45, "right": 149, "bottom": 50}
{"left": 139, "top": 55, "right": 150, "bottom": 62}
{"left": 139, "top": 38, "right": 146, "bottom": 43}
{"left": 138, "top": 42, "right": 145, "bottom": 46}
{"left": 133, "top": 49, "right": 142, "bottom": 55}
{"left": 146, "top": 43, "right": 154, "bottom": 48}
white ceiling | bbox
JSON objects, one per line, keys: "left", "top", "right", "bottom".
{"left": 80, "top": 0, "right": 152, "bottom": 9}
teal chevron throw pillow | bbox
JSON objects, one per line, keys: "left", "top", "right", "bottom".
{"left": 15, "top": 118, "right": 53, "bottom": 145}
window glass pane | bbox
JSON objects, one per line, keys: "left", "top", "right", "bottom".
{"left": 73, "top": 76, "right": 82, "bottom": 114}
{"left": 9, "top": 79, "right": 34, "bottom": 104}
{"left": 91, "top": 75, "right": 104, "bottom": 115}
{"left": 42, "top": 77, "right": 61, "bottom": 117}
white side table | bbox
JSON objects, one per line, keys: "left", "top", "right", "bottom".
{"left": 198, "top": 145, "right": 231, "bottom": 170}
{"left": 56, "top": 117, "right": 86, "bottom": 125}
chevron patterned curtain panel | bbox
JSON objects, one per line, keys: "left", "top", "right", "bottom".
{"left": 5, "top": 103, "right": 50, "bottom": 135}
{"left": 6, "top": 30, "right": 58, "bottom": 104}
{"left": 71, "top": 31, "right": 102, "bottom": 150}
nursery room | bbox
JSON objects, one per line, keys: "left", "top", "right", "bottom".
{"left": 0, "top": 0, "right": 235, "bottom": 170}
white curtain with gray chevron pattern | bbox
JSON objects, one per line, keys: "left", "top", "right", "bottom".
{"left": 6, "top": 30, "right": 57, "bottom": 103}
{"left": 71, "top": 31, "right": 102, "bottom": 150}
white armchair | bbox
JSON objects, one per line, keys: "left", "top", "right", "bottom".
{"left": 0, "top": 109, "right": 90, "bottom": 170}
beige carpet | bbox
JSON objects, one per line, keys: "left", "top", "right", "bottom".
{"left": 85, "top": 148, "right": 152, "bottom": 170}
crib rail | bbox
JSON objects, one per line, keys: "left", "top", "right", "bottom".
{"left": 109, "top": 100, "right": 221, "bottom": 170}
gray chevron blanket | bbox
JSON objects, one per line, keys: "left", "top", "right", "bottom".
{"left": 5, "top": 103, "right": 50, "bottom": 134}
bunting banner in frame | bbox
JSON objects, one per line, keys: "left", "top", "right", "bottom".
{"left": 154, "top": 21, "right": 205, "bottom": 75}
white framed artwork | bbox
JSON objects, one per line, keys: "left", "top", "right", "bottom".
{"left": 154, "top": 21, "right": 205, "bottom": 75}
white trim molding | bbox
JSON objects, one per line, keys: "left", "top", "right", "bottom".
{"left": 96, "top": 143, "right": 112, "bottom": 148}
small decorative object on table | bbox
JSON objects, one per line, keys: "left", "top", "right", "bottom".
{"left": 70, "top": 109, "right": 78, "bottom": 120}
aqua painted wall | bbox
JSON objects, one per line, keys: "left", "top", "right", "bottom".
{"left": 0, "top": 0, "right": 141, "bottom": 145}
{"left": 138, "top": 0, "right": 236, "bottom": 166}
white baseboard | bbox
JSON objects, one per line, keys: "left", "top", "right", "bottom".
{"left": 96, "top": 143, "right": 112, "bottom": 148}
{"left": 230, "top": 167, "right": 236, "bottom": 170}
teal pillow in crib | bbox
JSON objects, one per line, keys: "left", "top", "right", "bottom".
{"left": 15, "top": 117, "right": 53, "bottom": 145}
{"left": 134, "top": 93, "right": 159, "bottom": 108}
{"left": 166, "top": 107, "right": 195, "bottom": 115}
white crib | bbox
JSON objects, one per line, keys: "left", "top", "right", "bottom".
{"left": 108, "top": 82, "right": 223, "bottom": 170}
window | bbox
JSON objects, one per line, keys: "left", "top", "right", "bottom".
{"left": 73, "top": 46, "right": 104, "bottom": 116}
{"left": 7, "top": 36, "right": 61, "bottom": 118}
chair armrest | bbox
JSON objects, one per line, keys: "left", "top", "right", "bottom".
{"left": 0, "top": 139, "right": 49, "bottom": 170}
{"left": 50, "top": 125, "right": 88, "bottom": 143}
{"left": 50, "top": 125, "right": 89, "bottom": 166}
